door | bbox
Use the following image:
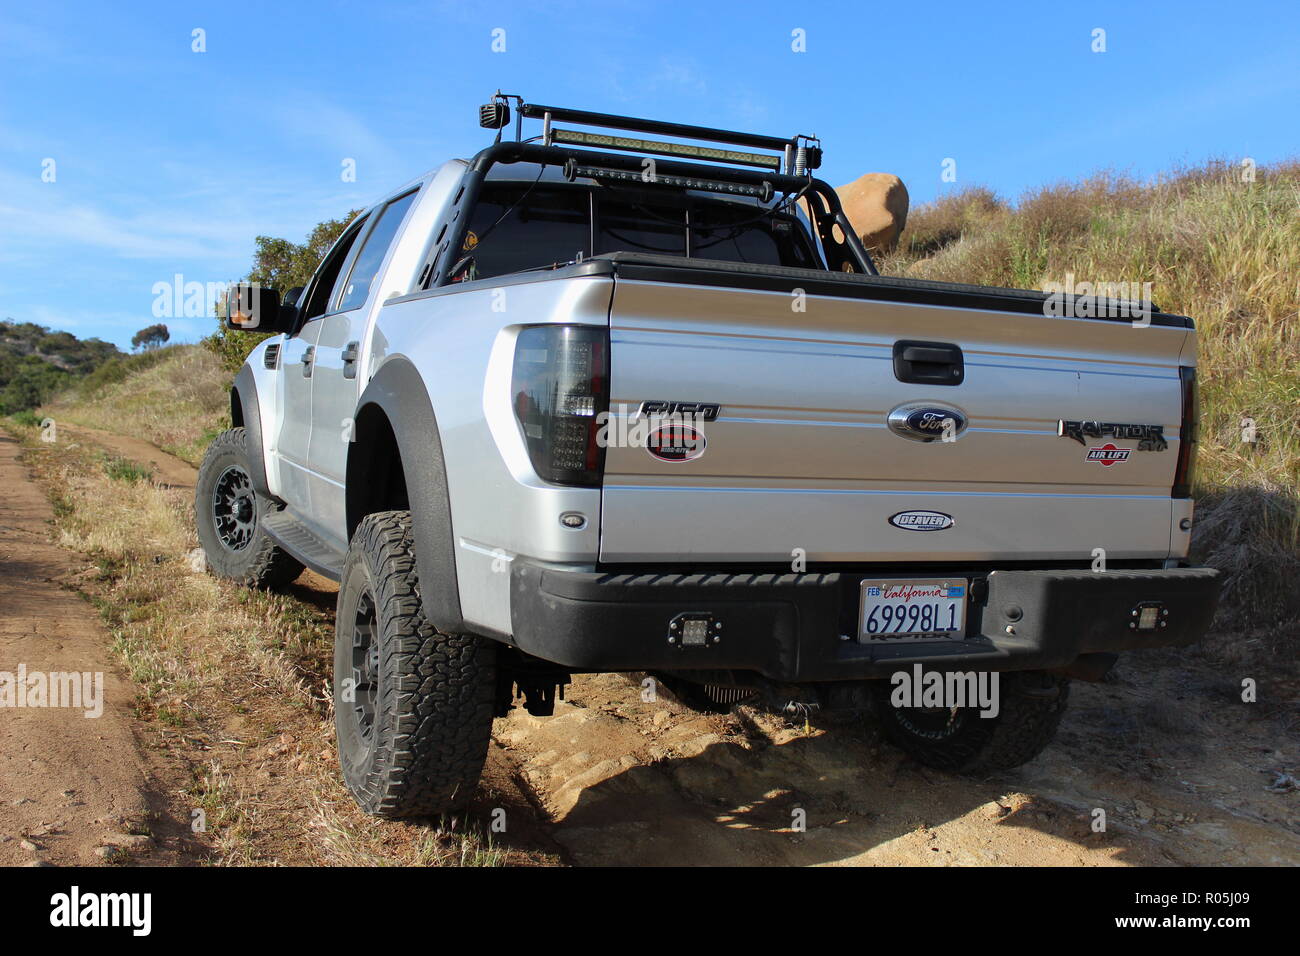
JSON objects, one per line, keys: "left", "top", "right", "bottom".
{"left": 272, "top": 214, "right": 368, "bottom": 518}
{"left": 307, "top": 189, "right": 419, "bottom": 551}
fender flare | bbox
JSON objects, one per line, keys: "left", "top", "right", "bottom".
{"left": 232, "top": 364, "right": 272, "bottom": 498}
{"left": 351, "top": 356, "right": 464, "bottom": 633}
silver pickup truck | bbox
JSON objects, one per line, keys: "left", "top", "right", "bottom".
{"left": 198, "top": 96, "right": 1221, "bottom": 818}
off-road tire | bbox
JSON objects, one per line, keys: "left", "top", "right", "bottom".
{"left": 195, "top": 428, "right": 303, "bottom": 589}
{"left": 334, "top": 510, "right": 496, "bottom": 818}
{"left": 871, "top": 670, "right": 1069, "bottom": 773}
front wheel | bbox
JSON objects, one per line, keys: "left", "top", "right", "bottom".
{"left": 334, "top": 510, "right": 496, "bottom": 818}
{"left": 871, "top": 670, "right": 1069, "bottom": 773}
{"left": 194, "top": 428, "right": 303, "bottom": 589}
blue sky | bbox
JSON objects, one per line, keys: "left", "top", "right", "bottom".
{"left": 1, "top": 0, "right": 1296, "bottom": 349}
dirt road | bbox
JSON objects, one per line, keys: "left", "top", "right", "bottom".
{"left": 0, "top": 433, "right": 196, "bottom": 866}
{"left": 22, "top": 426, "right": 1300, "bottom": 866}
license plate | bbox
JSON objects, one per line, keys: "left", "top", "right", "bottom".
{"left": 859, "top": 578, "right": 967, "bottom": 642}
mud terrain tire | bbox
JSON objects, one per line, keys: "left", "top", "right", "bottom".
{"left": 334, "top": 510, "right": 496, "bottom": 818}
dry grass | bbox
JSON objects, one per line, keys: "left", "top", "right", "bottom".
{"left": 885, "top": 158, "right": 1300, "bottom": 659}
{"left": 44, "top": 344, "right": 230, "bottom": 466}
{"left": 4, "top": 418, "right": 553, "bottom": 866}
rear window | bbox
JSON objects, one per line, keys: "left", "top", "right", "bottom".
{"left": 463, "top": 186, "right": 591, "bottom": 280}
{"left": 687, "top": 201, "right": 818, "bottom": 269}
{"left": 462, "top": 182, "right": 818, "bottom": 281}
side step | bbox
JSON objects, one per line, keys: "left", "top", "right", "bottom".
{"left": 262, "top": 509, "right": 345, "bottom": 580}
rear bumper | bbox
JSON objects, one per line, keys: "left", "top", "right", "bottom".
{"left": 508, "top": 563, "right": 1222, "bottom": 682}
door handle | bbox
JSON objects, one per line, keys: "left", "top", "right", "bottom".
{"left": 301, "top": 345, "right": 315, "bottom": 378}
{"left": 342, "top": 341, "right": 359, "bottom": 380}
{"left": 893, "top": 339, "right": 964, "bottom": 385}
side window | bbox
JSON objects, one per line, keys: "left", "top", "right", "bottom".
{"left": 336, "top": 190, "right": 418, "bottom": 312}
{"left": 301, "top": 216, "right": 367, "bottom": 321}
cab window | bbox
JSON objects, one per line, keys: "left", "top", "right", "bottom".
{"left": 336, "top": 190, "right": 418, "bottom": 311}
{"left": 301, "top": 215, "right": 367, "bottom": 320}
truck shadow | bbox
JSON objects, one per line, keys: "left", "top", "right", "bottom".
{"left": 550, "top": 739, "right": 1159, "bottom": 866}
{"left": 484, "top": 655, "right": 1300, "bottom": 867}
{"left": 487, "top": 674, "right": 1179, "bottom": 867}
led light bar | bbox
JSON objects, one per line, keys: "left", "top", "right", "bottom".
{"left": 571, "top": 165, "right": 773, "bottom": 198}
{"left": 551, "top": 128, "right": 782, "bottom": 170}
{"left": 520, "top": 101, "right": 795, "bottom": 151}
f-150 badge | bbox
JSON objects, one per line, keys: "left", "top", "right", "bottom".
{"left": 1058, "top": 420, "right": 1167, "bottom": 451}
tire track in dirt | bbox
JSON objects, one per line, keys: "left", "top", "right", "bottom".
{"left": 0, "top": 433, "right": 199, "bottom": 866}
{"left": 61, "top": 426, "right": 1300, "bottom": 867}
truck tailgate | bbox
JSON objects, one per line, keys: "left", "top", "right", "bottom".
{"left": 600, "top": 266, "right": 1192, "bottom": 564}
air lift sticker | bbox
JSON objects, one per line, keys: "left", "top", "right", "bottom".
{"left": 1086, "top": 442, "right": 1130, "bottom": 466}
{"left": 646, "top": 424, "right": 706, "bottom": 462}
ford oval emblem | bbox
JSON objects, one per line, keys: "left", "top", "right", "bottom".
{"left": 887, "top": 403, "right": 968, "bottom": 443}
{"left": 889, "top": 510, "right": 954, "bottom": 531}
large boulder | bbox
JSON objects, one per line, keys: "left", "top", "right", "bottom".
{"left": 837, "top": 173, "right": 910, "bottom": 255}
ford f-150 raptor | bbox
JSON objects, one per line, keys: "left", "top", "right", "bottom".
{"left": 197, "top": 94, "right": 1221, "bottom": 818}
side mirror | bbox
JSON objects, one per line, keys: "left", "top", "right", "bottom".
{"left": 282, "top": 286, "right": 305, "bottom": 308}
{"left": 223, "top": 283, "right": 296, "bottom": 333}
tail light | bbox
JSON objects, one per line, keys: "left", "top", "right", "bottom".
{"left": 512, "top": 325, "right": 609, "bottom": 486}
{"left": 1172, "top": 366, "right": 1198, "bottom": 498}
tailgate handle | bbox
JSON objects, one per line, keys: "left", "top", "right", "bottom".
{"left": 893, "top": 340, "right": 964, "bottom": 386}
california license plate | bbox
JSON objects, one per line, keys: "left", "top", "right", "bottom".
{"left": 859, "top": 578, "right": 968, "bottom": 642}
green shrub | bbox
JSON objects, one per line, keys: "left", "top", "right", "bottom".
{"left": 203, "top": 325, "right": 269, "bottom": 375}
{"left": 103, "top": 456, "right": 153, "bottom": 484}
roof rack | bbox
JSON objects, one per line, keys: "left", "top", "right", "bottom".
{"left": 479, "top": 92, "right": 823, "bottom": 176}
{"left": 415, "top": 93, "right": 877, "bottom": 289}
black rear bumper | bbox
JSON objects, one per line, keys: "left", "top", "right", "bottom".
{"left": 508, "top": 563, "right": 1222, "bottom": 682}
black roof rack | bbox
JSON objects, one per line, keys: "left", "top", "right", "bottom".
{"left": 480, "top": 92, "right": 822, "bottom": 175}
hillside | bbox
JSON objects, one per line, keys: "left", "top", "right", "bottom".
{"left": 0, "top": 319, "right": 122, "bottom": 413}
{"left": 40, "top": 344, "right": 229, "bottom": 466}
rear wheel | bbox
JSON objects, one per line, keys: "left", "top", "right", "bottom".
{"left": 194, "top": 428, "right": 303, "bottom": 588}
{"left": 334, "top": 510, "right": 496, "bottom": 818}
{"left": 871, "top": 670, "right": 1069, "bottom": 773}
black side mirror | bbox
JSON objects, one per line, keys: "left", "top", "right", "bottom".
{"left": 223, "top": 282, "right": 296, "bottom": 333}
{"left": 282, "top": 285, "right": 305, "bottom": 308}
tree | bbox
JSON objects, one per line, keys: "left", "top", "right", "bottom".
{"left": 131, "top": 323, "right": 170, "bottom": 351}
{"left": 205, "top": 210, "right": 361, "bottom": 374}
{"left": 247, "top": 210, "right": 362, "bottom": 293}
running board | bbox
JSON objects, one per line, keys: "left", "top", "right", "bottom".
{"left": 262, "top": 509, "right": 344, "bottom": 581}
